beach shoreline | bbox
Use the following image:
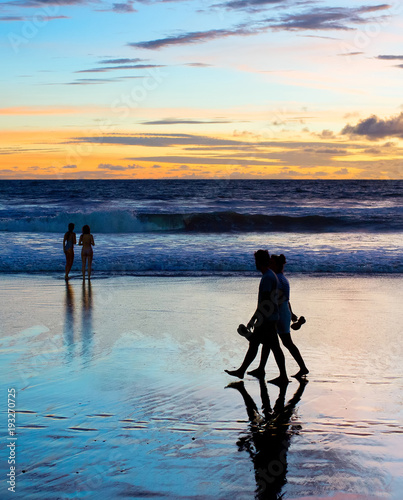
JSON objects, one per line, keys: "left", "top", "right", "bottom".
{"left": 1, "top": 273, "right": 402, "bottom": 499}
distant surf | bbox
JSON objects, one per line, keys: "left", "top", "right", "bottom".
{"left": 0, "top": 179, "right": 401, "bottom": 275}
{"left": 0, "top": 210, "right": 401, "bottom": 233}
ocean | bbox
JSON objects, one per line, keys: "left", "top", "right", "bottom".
{"left": 0, "top": 179, "right": 402, "bottom": 275}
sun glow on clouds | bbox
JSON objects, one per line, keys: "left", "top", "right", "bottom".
{"left": 0, "top": 0, "right": 402, "bottom": 179}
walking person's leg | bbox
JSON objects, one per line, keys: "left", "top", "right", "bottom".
{"left": 225, "top": 340, "right": 261, "bottom": 379}
{"left": 279, "top": 333, "right": 309, "bottom": 378}
{"left": 267, "top": 325, "right": 288, "bottom": 385}
{"left": 248, "top": 343, "right": 271, "bottom": 378}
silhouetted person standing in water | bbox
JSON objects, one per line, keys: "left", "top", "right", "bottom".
{"left": 272, "top": 254, "right": 309, "bottom": 379}
{"left": 225, "top": 250, "right": 288, "bottom": 385}
{"left": 78, "top": 225, "right": 94, "bottom": 281}
{"left": 63, "top": 222, "right": 76, "bottom": 281}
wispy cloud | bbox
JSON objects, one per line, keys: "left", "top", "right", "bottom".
{"left": 75, "top": 64, "right": 164, "bottom": 73}
{"left": 341, "top": 112, "right": 403, "bottom": 139}
{"left": 128, "top": 26, "right": 254, "bottom": 49}
{"left": 97, "top": 163, "right": 129, "bottom": 171}
{"left": 67, "top": 78, "right": 119, "bottom": 85}
{"left": 68, "top": 133, "right": 247, "bottom": 147}
{"left": 269, "top": 4, "right": 390, "bottom": 31}
{"left": 141, "top": 118, "right": 232, "bottom": 125}
{"left": 214, "top": 0, "right": 284, "bottom": 11}
{"left": 98, "top": 58, "right": 146, "bottom": 64}
{"left": 0, "top": 15, "right": 68, "bottom": 21}
{"left": 128, "top": 4, "right": 391, "bottom": 50}
{"left": 125, "top": 155, "right": 280, "bottom": 165}
{"left": 338, "top": 51, "right": 364, "bottom": 57}
{"left": 3, "top": 0, "right": 92, "bottom": 6}
{"left": 184, "top": 62, "right": 213, "bottom": 67}
{"left": 111, "top": 1, "right": 136, "bottom": 13}
{"left": 376, "top": 54, "right": 403, "bottom": 60}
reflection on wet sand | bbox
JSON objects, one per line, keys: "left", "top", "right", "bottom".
{"left": 63, "top": 281, "right": 94, "bottom": 364}
{"left": 228, "top": 379, "right": 308, "bottom": 499}
{"left": 63, "top": 282, "right": 75, "bottom": 361}
{"left": 81, "top": 281, "right": 93, "bottom": 363}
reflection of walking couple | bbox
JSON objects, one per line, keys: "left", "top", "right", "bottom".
{"left": 227, "top": 377, "right": 308, "bottom": 499}
{"left": 63, "top": 223, "right": 95, "bottom": 281}
{"left": 225, "top": 250, "right": 308, "bottom": 383}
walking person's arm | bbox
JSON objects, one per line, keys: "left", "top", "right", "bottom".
{"left": 289, "top": 302, "right": 298, "bottom": 323}
{"left": 247, "top": 290, "right": 275, "bottom": 330}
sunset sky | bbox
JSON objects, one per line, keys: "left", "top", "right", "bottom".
{"left": 1, "top": 0, "right": 403, "bottom": 179}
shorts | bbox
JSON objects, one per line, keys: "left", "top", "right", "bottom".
{"left": 277, "top": 302, "right": 291, "bottom": 335}
{"left": 251, "top": 321, "right": 278, "bottom": 345}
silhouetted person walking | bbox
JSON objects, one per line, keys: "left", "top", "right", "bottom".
{"left": 271, "top": 254, "right": 309, "bottom": 379}
{"left": 225, "top": 250, "right": 288, "bottom": 385}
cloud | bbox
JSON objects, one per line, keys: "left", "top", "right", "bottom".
{"left": 99, "top": 58, "right": 145, "bottom": 64}
{"left": 97, "top": 163, "right": 128, "bottom": 171}
{"left": 335, "top": 168, "right": 349, "bottom": 175}
{"left": 0, "top": 15, "right": 68, "bottom": 21}
{"left": 128, "top": 4, "right": 390, "bottom": 50}
{"left": 214, "top": 0, "right": 284, "bottom": 11}
{"left": 69, "top": 133, "right": 247, "bottom": 147}
{"left": 376, "top": 54, "right": 403, "bottom": 60}
{"left": 141, "top": 118, "right": 232, "bottom": 125}
{"left": 341, "top": 112, "right": 403, "bottom": 139}
{"left": 269, "top": 4, "right": 390, "bottom": 31}
{"left": 317, "top": 129, "right": 335, "bottom": 139}
{"left": 337, "top": 51, "right": 364, "bottom": 56}
{"left": 75, "top": 64, "right": 164, "bottom": 73}
{"left": 0, "top": 16, "right": 27, "bottom": 21}
{"left": 128, "top": 26, "right": 254, "bottom": 49}
{"left": 62, "top": 164, "right": 77, "bottom": 169}
{"left": 184, "top": 62, "right": 213, "bottom": 67}
{"left": 125, "top": 155, "right": 279, "bottom": 166}
{"left": 304, "top": 147, "right": 346, "bottom": 155}
{"left": 112, "top": 1, "right": 136, "bottom": 13}
{"left": 68, "top": 78, "right": 119, "bottom": 85}
{"left": 357, "top": 4, "right": 390, "bottom": 14}
{"left": 3, "top": 0, "right": 91, "bottom": 6}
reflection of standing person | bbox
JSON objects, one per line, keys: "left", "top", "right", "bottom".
{"left": 63, "top": 223, "right": 76, "bottom": 281}
{"left": 272, "top": 254, "right": 309, "bottom": 379}
{"left": 78, "top": 225, "right": 94, "bottom": 281}
{"left": 225, "top": 250, "right": 288, "bottom": 385}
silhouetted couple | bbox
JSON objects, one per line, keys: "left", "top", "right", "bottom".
{"left": 225, "top": 249, "right": 308, "bottom": 384}
{"left": 63, "top": 223, "right": 95, "bottom": 281}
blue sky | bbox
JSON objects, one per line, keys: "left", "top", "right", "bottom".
{"left": 1, "top": 0, "right": 403, "bottom": 178}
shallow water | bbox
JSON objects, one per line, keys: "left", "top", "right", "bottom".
{"left": 0, "top": 275, "right": 402, "bottom": 499}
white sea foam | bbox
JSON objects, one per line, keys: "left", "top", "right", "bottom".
{"left": 0, "top": 232, "right": 401, "bottom": 274}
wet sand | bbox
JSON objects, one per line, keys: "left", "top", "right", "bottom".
{"left": 0, "top": 274, "right": 402, "bottom": 499}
